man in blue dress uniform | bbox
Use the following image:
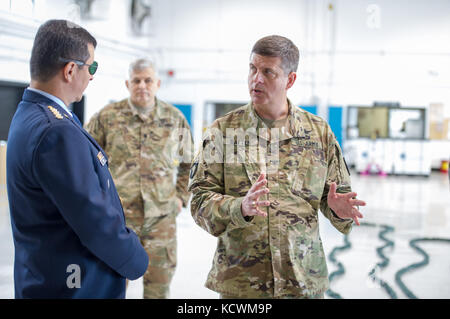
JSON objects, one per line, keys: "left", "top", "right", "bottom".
{"left": 6, "top": 19, "right": 149, "bottom": 298}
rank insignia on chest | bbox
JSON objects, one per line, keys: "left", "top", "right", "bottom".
{"left": 97, "top": 151, "right": 107, "bottom": 166}
{"left": 47, "top": 105, "right": 63, "bottom": 119}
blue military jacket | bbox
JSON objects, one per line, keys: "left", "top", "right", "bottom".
{"left": 6, "top": 89, "right": 149, "bottom": 298}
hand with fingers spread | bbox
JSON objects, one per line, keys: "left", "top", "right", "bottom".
{"left": 327, "top": 182, "right": 366, "bottom": 226}
{"left": 241, "top": 173, "right": 271, "bottom": 218}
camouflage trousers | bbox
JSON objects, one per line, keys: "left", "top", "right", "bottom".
{"left": 124, "top": 198, "right": 177, "bottom": 299}
{"left": 220, "top": 292, "right": 324, "bottom": 299}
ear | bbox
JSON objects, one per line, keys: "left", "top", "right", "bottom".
{"left": 125, "top": 80, "right": 130, "bottom": 90}
{"left": 63, "top": 62, "right": 77, "bottom": 82}
{"left": 157, "top": 79, "right": 161, "bottom": 89}
{"left": 286, "top": 72, "right": 297, "bottom": 90}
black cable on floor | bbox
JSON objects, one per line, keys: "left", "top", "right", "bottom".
{"left": 394, "top": 237, "right": 450, "bottom": 299}
{"left": 327, "top": 222, "right": 397, "bottom": 299}
{"left": 326, "top": 234, "right": 351, "bottom": 299}
{"left": 365, "top": 222, "right": 398, "bottom": 299}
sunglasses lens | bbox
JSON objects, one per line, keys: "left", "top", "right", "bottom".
{"left": 89, "top": 61, "right": 98, "bottom": 75}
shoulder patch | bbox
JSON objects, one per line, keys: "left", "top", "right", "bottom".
{"left": 47, "top": 105, "right": 63, "bottom": 120}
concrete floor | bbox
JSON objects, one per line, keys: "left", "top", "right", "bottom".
{"left": 1, "top": 171, "right": 449, "bottom": 299}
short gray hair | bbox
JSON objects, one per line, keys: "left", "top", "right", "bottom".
{"left": 128, "top": 58, "right": 158, "bottom": 78}
{"left": 251, "top": 35, "right": 299, "bottom": 75}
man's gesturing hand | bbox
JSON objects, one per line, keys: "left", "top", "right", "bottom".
{"left": 241, "top": 173, "right": 270, "bottom": 218}
{"left": 327, "top": 182, "right": 366, "bottom": 225}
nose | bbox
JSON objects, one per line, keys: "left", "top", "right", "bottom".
{"left": 253, "top": 70, "right": 264, "bottom": 84}
{"left": 138, "top": 80, "right": 146, "bottom": 88}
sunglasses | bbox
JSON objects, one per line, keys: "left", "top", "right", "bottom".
{"left": 59, "top": 57, "right": 98, "bottom": 75}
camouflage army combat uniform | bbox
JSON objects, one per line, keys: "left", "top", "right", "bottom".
{"left": 86, "top": 97, "right": 192, "bottom": 298}
{"left": 188, "top": 100, "right": 353, "bottom": 298}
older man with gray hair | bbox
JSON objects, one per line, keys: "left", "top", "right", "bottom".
{"left": 86, "top": 58, "right": 193, "bottom": 298}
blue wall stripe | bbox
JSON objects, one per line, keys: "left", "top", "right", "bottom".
{"left": 298, "top": 105, "right": 317, "bottom": 115}
{"left": 173, "top": 104, "right": 192, "bottom": 129}
{"left": 328, "top": 106, "right": 343, "bottom": 147}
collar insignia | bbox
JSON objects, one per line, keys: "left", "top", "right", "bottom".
{"left": 47, "top": 106, "right": 63, "bottom": 120}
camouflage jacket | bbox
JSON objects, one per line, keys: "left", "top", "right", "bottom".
{"left": 85, "top": 98, "right": 192, "bottom": 218}
{"left": 188, "top": 100, "right": 353, "bottom": 298}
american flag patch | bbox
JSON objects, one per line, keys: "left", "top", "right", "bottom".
{"left": 97, "top": 151, "right": 107, "bottom": 166}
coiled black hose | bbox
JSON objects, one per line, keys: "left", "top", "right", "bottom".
{"left": 327, "top": 222, "right": 450, "bottom": 299}
{"left": 327, "top": 222, "right": 397, "bottom": 299}
{"left": 365, "top": 223, "right": 398, "bottom": 299}
{"left": 394, "top": 238, "right": 450, "bottom": 299}
{"left": 326, "top": 234, "right": 351, "bottom": 299}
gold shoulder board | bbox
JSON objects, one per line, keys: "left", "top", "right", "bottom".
{"left": 47, "top": 105, "right": 63, "bottom": 120}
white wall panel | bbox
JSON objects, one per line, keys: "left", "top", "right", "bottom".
{"left": 0, "top": 0, "right": 449, "bottom": 147}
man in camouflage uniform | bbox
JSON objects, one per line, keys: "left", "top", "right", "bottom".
{"left": 188, "top": 35, "right": 366, "bottom": 299}
{"left": 85, "top": 58, "right": 192, "bottom": 298}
